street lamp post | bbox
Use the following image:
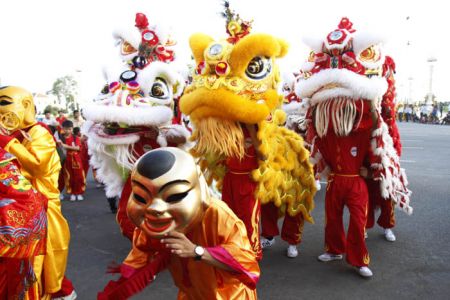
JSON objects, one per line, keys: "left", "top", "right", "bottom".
{"left": 426, "top": 57, "right": 437, "bottom": 105}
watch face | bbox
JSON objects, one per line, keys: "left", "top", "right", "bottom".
{"left": 195, "top": 245, "right": 205, "bottom": 256}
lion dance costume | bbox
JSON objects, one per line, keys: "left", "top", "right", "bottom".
{"left": 83, "top": 13, "right": 190, "bottom": 240}
{"left": 180, "top": 2, "right": 316, "bottom": 260}
{"left": 0, "top": 86, "right": 74, "bottom": 298}
{"left": 296, "top": 18, "right": 412, "bottom": 275}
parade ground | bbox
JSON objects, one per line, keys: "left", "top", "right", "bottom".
{"left": 63, "top": 122, "right": 450, "bottom": 299}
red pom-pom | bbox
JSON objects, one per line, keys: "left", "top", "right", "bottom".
{"left": 135, "top": 13, "right": 149, "bottom": 29}
{"left": 338, "top": 17, "right": 355, "bottom": 33}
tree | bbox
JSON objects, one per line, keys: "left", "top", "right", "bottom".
{"left": 49, "top": 75, "right": 78, "bottom": 111}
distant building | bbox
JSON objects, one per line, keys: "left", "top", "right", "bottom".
{"left": 32, "top": 93, "right": 60, "bottom": 114}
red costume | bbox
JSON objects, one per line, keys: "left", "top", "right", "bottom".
{"left": 63, "top": 134, "right": 86, "bottom": 196}
{"left": 261, "top": 203, "right": 304, "bottom": 246}
{"left": 313, "top": 100, "right": 373, "bottom": 266}
{"left": 297, "top": 19, "right": 411, "bottom": 274}
{"left": 222, "top": 128, "right": 262, "bottom": 259}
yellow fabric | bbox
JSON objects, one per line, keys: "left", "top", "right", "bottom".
{"left": 124, "top": 199, "right": 259, "bottom": 300}
{"left": 5, "top": 124, "right": 70, "bottom": 295}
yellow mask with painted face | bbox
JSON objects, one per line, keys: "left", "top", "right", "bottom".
{"left": 0, "top": 86, "right": 36, "bottom": 134}
{"left": 127, "top": 147, "right": 211, "bottom": 239}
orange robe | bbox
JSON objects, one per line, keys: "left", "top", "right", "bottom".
{"left": 99, "top": 199, "right": 259, "bottom": 300}
{"left": 1, "top": 124, "right": 71, "bottom": 298}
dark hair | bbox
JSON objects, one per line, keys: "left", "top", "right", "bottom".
{"left": 73, "top": 127, "right": 81, "bottom": 136}
{"left": 73, "top": 110, "right": 80, "bottom": 114}
{"left": 62, "top": 120, "right": 74, "bottom": 128}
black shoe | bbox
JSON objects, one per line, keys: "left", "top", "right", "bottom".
{"left": 107, "top": 197, "right": 117, "bottom": 214}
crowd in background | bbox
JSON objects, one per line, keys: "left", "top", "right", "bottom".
{"left": 397, "top": 102, "right": 450, "bottom": 125}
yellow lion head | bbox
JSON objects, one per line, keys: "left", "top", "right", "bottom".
{"left": 181, "top": 33, "right": 288, "bottom": 124}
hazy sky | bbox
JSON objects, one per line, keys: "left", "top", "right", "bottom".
{"left": 0, "top": 0, "right": 447, "bottom": 105}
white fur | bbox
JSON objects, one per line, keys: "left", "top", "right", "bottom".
{"left": 301, "top": 61, "right": 315, "bottom": 72}
{"left": 352, "top": 31, "right": 386, "bottom": 56}
{"left": 295, "top": 68, "right": 387, "bottom": 104}
{"left": 82, "top": 104, "right": 172, "bottom": 126}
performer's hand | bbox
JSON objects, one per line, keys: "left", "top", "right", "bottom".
{"left": 166, "top": 134, "right": 186, "bottom": 145}
{"left": 359, "top": 166, "right": 369, "bottom": 178}
{"left": 161, "top": 231, "right": 196, "bottom": 258}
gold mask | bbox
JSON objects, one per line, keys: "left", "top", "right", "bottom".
{"left": 0, "top": 86, "right": 36, "bottom": 133}
{"left": 127, "top": 147, "right": 211, "bottom": 239}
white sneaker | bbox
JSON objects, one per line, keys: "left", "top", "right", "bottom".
{"left": 287, "top": 245, "right": 298, "bottom": 258}
{"left": 261, "top": 237, "right": 275, "bottom": 249}
{"left": 364, "top": 231, "right": 368, "bottom": 239}
{"left": 358, "top": 266, "right": 373, "bottom": 278}
{"left": 52, "top": 290, "right": 77, "bottom": 300}
{"left": 315, "top": 179, "right": 321, "bottom": 191}
{"left": 96, "top": 183, "right": 103, "bottom": 188}
{"left": 317, "top": 252, "right": 343, "bottom": 262}
{"left": 384, "top": 228, "right": 396, "bottom": 242}
{"left": 77, "top": 195, "right": 84, "bottom": 201}
{"left": 69, "top": 195, "right": 76, "bottom": 202}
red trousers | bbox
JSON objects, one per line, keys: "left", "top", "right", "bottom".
{"left": 366, "top": 179, "right": 395, "bottom": 229}
{"left": 261, "top": 202, "right": 304, "bottom": 245}
{"left": 221, "top": 171, "right": 262, "bottom": 260}
{"left": 325, "top": 175, "right": 370, "bottom": 267}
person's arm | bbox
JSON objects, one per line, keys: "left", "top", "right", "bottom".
{"left": 0, "top": 126, "right": 55, "bottom": 176}
{"left": 161, "top": 231, "right": 232, "bottom": 271}
{"left": 61, "top": 143, "right": 80, "bottom": 151}
{"left": 244, "top": 123, "right": 266, "bottom": 161}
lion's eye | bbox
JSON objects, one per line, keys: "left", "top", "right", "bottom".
{"left": 246, "top": 56, "right": 272, "bottom": 80}
{"left": 150, "top": 78, "right": 170, "bottom": 99}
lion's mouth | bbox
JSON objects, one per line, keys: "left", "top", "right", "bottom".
{"left": 102, "top": 123, "right": 144, "bottom": 135}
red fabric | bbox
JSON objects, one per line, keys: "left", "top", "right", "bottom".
{"left": 98, "top": 253, "right": 170, "bottom": 300}
{"left": 63, "top": 135, "right": 85, "bottom": 195}
{"left": 117, "top": 177, "right": 135, "bottom": 241}
{"left": 206, "top": 246, "right": 259, "bottom": 289}
{"left": 222, "top": 129, "right": 261, "bottom": 259}
{"left": 80, "top": 138, "right": 90, "bottom": 174}
{"left": 0, "top": 259, "right": 37, "bottom": 300}
{"left": 261, "top": 202, "right": 305, "bottom": 245}
{"left": 0, "top": 134, "right": 13, "bottom": 148}
{"left": 325, "top": 176, "right": 369, "bottom": 267}
{"left": 222, "top": 173, "right": 261, "bottom": 260}
{"left": 50, "top": 276, "right": 74, "bottom": 298}
{"left": 366, "top": 178, "right": 395, "bottom": 229}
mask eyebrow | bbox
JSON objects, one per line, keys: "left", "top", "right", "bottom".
{"left": 132, "top": 179, "right": 157, "bottom": 198}
{"left": 0, "top": 95, "right": 12, "bottom": 101}
{"left": 159, "top": 179, "right": 190, "bottom": 193}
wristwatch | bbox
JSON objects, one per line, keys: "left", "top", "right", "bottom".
{"left": 194, "top": 245, "right": 205, "bottom": 261}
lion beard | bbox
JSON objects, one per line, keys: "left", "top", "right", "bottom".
{"left": 190, "top": 118, "right": 245, "bottom": 160}
{"left": 87, "top": 134, "right": 140, "bottom": 198}
{"left": 313, "top": 97, "right": 362, "bottom": 138}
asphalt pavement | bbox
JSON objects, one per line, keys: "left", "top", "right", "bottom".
{"left": 62, "top": 122, "right": 450, "bottom": 299}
